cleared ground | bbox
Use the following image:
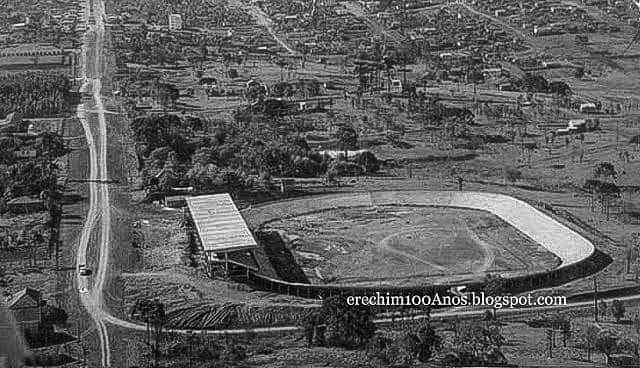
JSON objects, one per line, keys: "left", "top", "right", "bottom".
{"left": 263, "top": 206, "right": 561, "bottom": 286}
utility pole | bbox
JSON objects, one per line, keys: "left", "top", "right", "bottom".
{"left": 616, "top": 118, "right": 620, "bottom": 151}
{"left": 594, "top": 276, "right": 599, "bottom": 322}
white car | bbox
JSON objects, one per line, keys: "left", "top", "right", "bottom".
{"left": 79, "top": 287, "right": 89, "bottom": 294}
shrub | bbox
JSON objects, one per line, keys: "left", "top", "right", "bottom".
{"left": 503, "top": 166, "right": 522, "bottom": 182}
{"left": 328, "top": 161, "right": 364, "bottom": 177}
{"left": 353, "top": 151, "right": 380, "bottom": 174}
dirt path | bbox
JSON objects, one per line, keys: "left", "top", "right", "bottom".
{"left": 342, "top": 1, "right": 403, "bottom": 45}
{"left": 465, "top": 227, "right": 496, "bottom": 273}
{"left": 457, "top": 0, "right": 528, "bottom": 40}
{"left": 378, "top": 227, "right": 449, "bottom": 273}
{"left": 226, "top": 0, "right": 296, "bottom": 55}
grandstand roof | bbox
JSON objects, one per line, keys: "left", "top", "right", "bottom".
{"left": 186, "top": 193, "right": 257, "bottom": 253}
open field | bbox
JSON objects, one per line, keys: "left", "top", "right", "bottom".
{"left": 263, "top": 206, "right": 560, "bottom": 286}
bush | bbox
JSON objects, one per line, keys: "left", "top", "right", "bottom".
{"left": 503, "top": 166, "right": 522, "bottom": 182}
{"left": 353, "top": 151, "right": 380, "bottom": 174}
{"left": 41, "top": 305, "right": 68, "bottom": 327}
{"left": 328, "top": 161, "right": 364, "bottom": 177}
{"left": 612, "top": 300, "right": 626, "bottom": 323}
{"left": 453, "top": 136, "right": 484, "bottom": 150}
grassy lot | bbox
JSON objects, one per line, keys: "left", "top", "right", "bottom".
{"left": 262, "top": 206, "right": 559, "bottom": 286}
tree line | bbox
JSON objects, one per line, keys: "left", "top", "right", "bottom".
{"left": 0, "top": 72, "right": 71, "bottom": 118}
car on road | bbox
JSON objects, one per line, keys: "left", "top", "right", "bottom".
{"left": 79, "top": 287, "right": 89, "bottom": 294}
{"left": 79, "top": 265, "right": 92, "bottom": 276}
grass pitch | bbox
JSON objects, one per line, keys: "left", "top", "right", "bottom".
{"left": 263, "top": 206, "right": 561, "bottom": 286}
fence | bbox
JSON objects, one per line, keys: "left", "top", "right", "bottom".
{"left": 228, "top": 191, "right": 612, "bottom": 298}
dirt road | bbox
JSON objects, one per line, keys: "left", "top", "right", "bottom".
{"left": 342, "top": 1, "right": 404, "bottom": 45}
{"left": 226, "top": 0, "right": 296, "bottom": 55}
{"left": 75, "top": 0, "right": 112, "bottom": 365}
{"left": 457, "top": 0, "right": 528, "bottom": 39}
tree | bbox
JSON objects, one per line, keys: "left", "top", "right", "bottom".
{"left": 452, "top": 320, "right": 507, "bottom": 365}
{"left": 335, "top": 124, "right": 358, "bottom": 160}
{"left": 600, "top": 300, "right": 608, "bottom": 321}
{"left": 154, "top": 82, "right": 179, "bottom": 110}
{"left": 320, "top": 295, "right": 376, "bottom": 348}
{"left": 300, "top": 309, "right": 324, "bottom": 347}
{"left": 150, "top": 300, "right": 165, "bottom": 368}
{"left": 36, "top": 133, "right": 67, "bottom": 158}
{"left": 186, "top": 163, "right": 224, "bottom": 191}
{"left": 130, "top": 299, "right": 157, "bottom": 345}
{"left": 593, "top": 162, "right": 617, "bottom": 181}
{"left": 483, "top": 274, "right": 506, "bottom": 319}
{"left": 41, "top": 305, "right": 68, "bottom": 327}
{"left": 559, "top": 318, "right": 571, "bottom": 347}
{"left": 146, "top": 147, "right": 176, "bottom": 170}
{"left": 612, "top": 300, "right": 626, "bottom": 323}
{"left": 483, "top": 323, "right": 506, "bottom": 362}
{"left": 131, "top": 114, "right": 182, "bottom": 155}
{"left": 367, "top": 335, "right": 414, "bottom": 367}
{"left": 583, "top": 324, "right": 600, "bottom": 361}
{"left": 625, "top": 240, "right": 639, "bottom": 274}
{"left": 548, "top": 81, "right": 572, "bottom": 96}
{"left": 409, "top": 320, "right": 442, "bottom": 362}
{"left": 595, "top": 329, "right": 618, "bottom": 365}
{"left": 354, "top": 151, "right": 380, "bottom": 174}
{"left": 514, "top": 74, "right": 549, "bottom": 93}
{"left": 546, "top": 328, "right": 554, "bottom": 358}
{"left": 502, "top": 166, "right": 522, "bottom": 183}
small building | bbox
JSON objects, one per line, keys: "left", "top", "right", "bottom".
{"left": 14, "top": 149, "right": 38, "bottom": 159}
{"left": 580, "top": 103, "right": 598, "bottom": 113}
{"left": 164, "top": 195, "right": 187, "bottom": 208}
{"left": 0, "top": 43, "right": 68, "bottom": 67}
{"left": 557, "top": 119, "right": 589, "bottom": 135}
{"left": 568, "top": 119, "right": 587, "bottom": 131}
{"left": 7, "top": 288, "right": 42, "bottom": 337}
{"left": 275, "top": 178, "right": 296, "bottom": 193}
{"left": 168, "top": 14, "right": 183, "bottom": 31}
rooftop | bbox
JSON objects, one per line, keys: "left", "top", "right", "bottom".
{"left": 186, "top": 193, "right": 257, "bottom": 253}
{"left": 7, "top": 288, "right": 41, "bottom": 308}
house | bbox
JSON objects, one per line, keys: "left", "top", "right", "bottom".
{"left": 164, "top": 195, "right": 187, "bottom": 208}
{"left": 580, "top": 102, "right": 598, "bottom": 113}
{"left": 7, "top": 288, "right": 42, "bottom": 337}
{"left": 557, "top": 119, "right": 586, "bottom": 135}
{"left": 14, "top": 149, "right": 38, "bottom": 159}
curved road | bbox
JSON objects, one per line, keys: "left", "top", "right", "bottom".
{"left": 72, "top": 1, "right": 636, "bottom": 367}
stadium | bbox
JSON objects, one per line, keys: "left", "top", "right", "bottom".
{"left": 184, "top": 191, "right": 611, "bottom": 298}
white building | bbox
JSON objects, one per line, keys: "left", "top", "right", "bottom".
{"left": 168, "top": 14, "right": 183, "bottom": 31}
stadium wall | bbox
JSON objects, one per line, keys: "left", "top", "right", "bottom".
{"left": 237, "top": 191, "right": 611, "bottom": 298}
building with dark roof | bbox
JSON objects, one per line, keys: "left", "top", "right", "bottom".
{"left": 7, "top": 288, "right": 42, "bottom": 336}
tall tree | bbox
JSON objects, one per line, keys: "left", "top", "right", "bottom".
{"left": 320, "top": 295, "right": 376, "bottom": 348}
{"left": 335, "top": 124, "right": 358, "bottom": 160}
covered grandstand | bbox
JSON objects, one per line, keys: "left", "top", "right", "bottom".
{"left": 185, "top": 193, "right": 259, "bottom": 278}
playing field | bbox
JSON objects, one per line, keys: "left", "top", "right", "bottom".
{"left": 262, "top": 206, "right": 561, "bottom": 286}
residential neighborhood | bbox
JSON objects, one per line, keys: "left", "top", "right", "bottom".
{"left": 5, "top": 0, "right": 640, "bottom": 367}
